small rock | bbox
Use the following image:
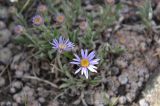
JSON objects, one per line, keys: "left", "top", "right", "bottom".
{"left": 144, "top": 74, "right": 150, "bottom": 81}
{"left": 138, "top": 67, "right": 148, "bottom": 77}
{"left": 139, "top": 77, "right": 144, "bottom": 82}
{"left": 37, "top": 87, "right": 49, "bottom": 98}
{"left": 118, "top": 74, "right": 128, "bottom": 85}
{"left": 84, "top": 91, "right": 94, "bottom": 105}
{"left": 0, "top": 6, "right": 8, "bottom": 19}
{"left": 6, "top": 101, "right": 12, "bottom": 106}
{"left": 18, "top": 61, "right": 30, "bottom": 72}
{"left": 40, "top": 61, "right": 50, "bottom": 70}
{"left": 137, "top": 81, "right": 143, "bottom": 87}
{"left": 38, "top": 97, "right": 45, "bottom": 103}
{"left": 48, "top": 100, "right": 59, "bottom": 106}
{"left": 15, "top": 71, "right": 24, "bottom": 78}
{"left": 130, "top": 82, "right": 139, "bottom": 93}
{"left": 119, "top": 96, "right": 127, "bottom": 104}
{"left": 0, "top": 29, "right": 11, "bottom": 46}
{"left": 107, "top": 77, "right": 120, "bottom": 93}
{"left": 13, "top": 94, "right": 22, "bottom": 103}
{"left": 0, "top": 77, "right": 5, "bottom": 87}
{"left": 0, "top": 101, "right": 5, "bottom": 106}
{"left": 139, "top": 99, "right": 149, "bottom": 106}
{"left": 126, "top": 92, "right": 135, "bottom": 102}
{"left": 29, "top": 100, "right": 41, "bottom": 106}
{"left": 140, "top": 42, "right": 147, "bottom": 52}
{"left": 145, "top": 50, "right": 158, "bottom": 71}
{"left": 111, "top": 67, "right": 120, "bottom": 76}
{"left": 0, "top": 48, "right": 12, "bottom": 64}
{"left": 0, "top": 21, "right": 6, "bottom": 29}
{"left": 10, "top": 87, "right": 16, "bottom": 94}
{"left": 115, "top": 57, "right": 128, "bottom": 69}
{"left": 94, "top": 91, "right": 105, "bottom": 106}
{"left": 8, "top": 6, "right": 17, "bottom": 15}
{"left": 128, "top": 71, "right": 139, "bottom": 83}
{"left": 12, "top": 81, "right": 22, "bottom": 89}
{"left": 12, "top": 103, "right": 18, "bottom": 106}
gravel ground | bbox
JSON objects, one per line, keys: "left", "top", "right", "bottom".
{"left": 0, "top": 0, "right": 160, "bottom": 106}
{"left": 141, "top": 66, "right": 160, "bottom": 106}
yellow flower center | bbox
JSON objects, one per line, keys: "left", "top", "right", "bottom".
{"left": 81, "top": 59, "right": 89, "bottom": 67}
{"left": 34, "top": 18, "right": 41, "bottom": 23}
{"left": 57, "top": 16, "right": 64, "bottom": 23}
{"left": 59, "top": 43, "right": 66, "bottom": 49}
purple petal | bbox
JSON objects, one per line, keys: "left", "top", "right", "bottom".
{"left": 84, "top": 69, "right": 89, "bottom": 79}
{"left": 59, "top": 36, "right": 63, "bottom": 43}
{"left": 88, "top": 65, "right": 97, "bottom": 73}
{"left": 65, "top": 39, "right": 69, "bottom": 45}
{"left": 81, "top": 67, "right": 87, "bottom": 75}
{"left": 88, "top": 51, "right": 95, "bottom": 61}
{"left": 84, "top": 49, "right": 88, "bottom": 58}
{"left": 73, "top": 58, "right": 80, "bottom": 62}
{"left": 75, "top": 68, "right": 81, "bottom": 74}
{"left": 70, "top": 61, "right": 80, "bottom": 65}
{"left": 90, "top": 59, "right": 100, "bottom": 65}
{"left": 81, "top": 49, "right": 85, "bottom": 58}
{"left": 74, "top": 54, "right": 81, "bottom": 61}
{"left": 53, "top": 39, "right": 58, "bottom": 45}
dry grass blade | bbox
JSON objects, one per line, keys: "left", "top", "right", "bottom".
{"left": 23, "top": 75, "right": 58, "bottom": 89}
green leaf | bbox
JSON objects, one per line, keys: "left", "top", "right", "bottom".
{"left": 59, "top": 83, "right": 70, "bottom": 89}
{"left": 63, "top": 52, "right": 74, "bottom": 59}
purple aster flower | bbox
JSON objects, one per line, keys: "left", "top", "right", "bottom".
{"left": 37, "top": 4, "right": 47, "bottom": 13}
{"left": 70, "top": 49, "right": 100, "bottom": 79}
{"left": 50, "top": 36, "right": 74, "bottom": 53}
{"left": 55, "top": 14, "right": 65, "bottom": 23}
{"left": 14, "top": 25, "right": 24, "bottom": 35}
{"left": 32, "top": 15, "right": 44, "bottom": 26}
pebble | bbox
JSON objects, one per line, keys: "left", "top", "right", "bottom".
{"left": 10, "top": 87, "right": 16, "bottom": 94}
{"left": 48, "top": 100, "right": 59, "bottom": 106}
{"left": 126, "top": 92, "right": 135, "bottom": 102}
{"left": 10, "top": 54, "right": 23, "bottom": 70}
{"left": 37, "top": 87, "right": 49, "bottom": 97}
{"left": 118, "top": 74, "right": 128, "bottom": 85}
{"left": 0, "top": 77, "right": 5, "bottom": 87}
{"left": 137, "top": 81, "right": 143, "bottom": 87}
{"left": 13, "top": 94, "right": 22, "bottom": 103}
{"left": 12, "top": 81, "right": 22, "bottom": 89}
{"left": 38, "top": 97, "right": 45, "bottom": 103}
{"left": 111, "top": 67, "right": 120, "bottom": 76}
{"left": 6, "top": 101, "right": 12, "bottom": 106}
{"left": 107, "top": 77, "right": 120, "bottom": 93}
{"left": 0, "top": 21, "right": 6, "bottom": 29}
{"left": 12, "top": 103, "right": 18, "bottom": 106}
{"left": 145, "top": 50, "right": 158, "bottom": 71}
{"left": 138, "top": 67, "right": 148, "bottom": 77}
{"left": 130, "top": 82, "right": 139, "bottom": 93}
{"left": 0, "top": 48, "right": 12, "bottom": 64}
{"left": 8, "top": 6, "right": 17, "bottom": 15}
{"left": 15, "top": 70, "right": 24, "bottom": 78}
{"left": 119, "top": 96, "right": 127, "bottom": 104}
{"left": 139, "top": 99, "right": 149, "bottom": 106}
{"left": 94, "top": 91, "right": 105, "bottom": 106}
{"left": 29, "top": 100, "right": 41, "bottom": 106}
{"left": 128, "top": 71, "right": 139, "bottom": 83}
{"left": 40, "top": 61, "right": 50, "bottom": 70}
{"left": 0, "top": 29, "right": 11, "bottom": 46}
{"left": 0, "top": 6, "right": 8, "bottom": 19}
{"left": 145, "top": 74, "right": 150, "bottom": 81}
{"left": 18, "top": 61, "right": 30, "bottom": 72}
{"left": 115, "top": 58, "right": 128, "bottom": 69}
{"left": 84, "top": 91, "right": 94, "bottom": 105}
